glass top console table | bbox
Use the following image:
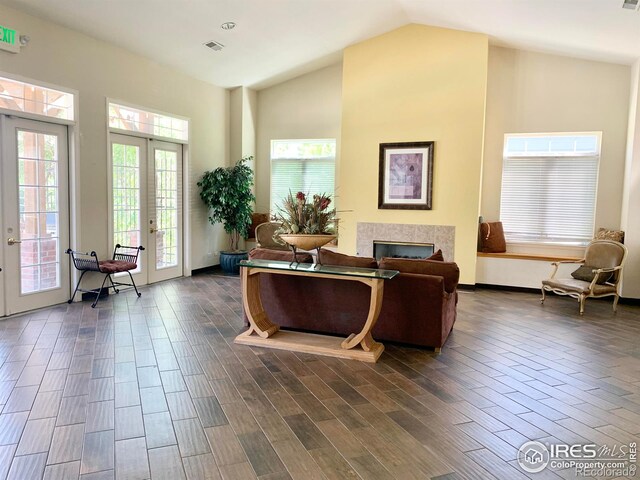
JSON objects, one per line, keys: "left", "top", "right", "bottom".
{"left": 235, "top": 259, "right": 399, "bottom": 363}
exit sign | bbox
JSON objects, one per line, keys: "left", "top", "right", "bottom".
{"left": 0, "top": 24, "right": 19, "bottom": 53}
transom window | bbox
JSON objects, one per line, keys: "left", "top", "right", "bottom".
{"left": 270, "top": 139, "right": 336, "bottom": 213}
{"left": 108, "top": 102, "right": 188, "bottom": 141}
{"left": 500, "top": 133, "right": 600, "bottom": 245}
{"left": 0, "top": 75, "right": 74, "bottom": 121}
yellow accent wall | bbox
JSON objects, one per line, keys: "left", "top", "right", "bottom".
{"left": 339, "top": 24, "right": 488, "bottom": 284}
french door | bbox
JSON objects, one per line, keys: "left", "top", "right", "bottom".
{"left": 110, "top": 133, "right": 183, "bottom": 286}
{"left": 0, "top": 117, "right": 70, "bottom": 316}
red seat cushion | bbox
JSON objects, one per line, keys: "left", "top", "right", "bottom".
{"left": 99, "top": 260, "right": 137, "bottom": 273}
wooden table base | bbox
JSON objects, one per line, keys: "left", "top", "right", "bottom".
{"left": 235, "top": 329, "right": 384, "bottom": 363}
{"left": 235, "top": 264, "right": 388, "bottom": 363}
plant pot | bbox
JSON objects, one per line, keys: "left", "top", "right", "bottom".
{"left": 220, "top": 250, "right": 248, "bottom": 275}
{"left": 278, "top": 234, "right": 337, "bottom": 251}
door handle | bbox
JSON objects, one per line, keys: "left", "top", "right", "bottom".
{"left": 150, "top": 228, "right": 156, "bottom": 234}
{"left": 7, "top": 238, "right": 21, "bottom": 246}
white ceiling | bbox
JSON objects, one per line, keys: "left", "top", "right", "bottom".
{"left": 3, "top": 0, "right": 640, "bottom": 89}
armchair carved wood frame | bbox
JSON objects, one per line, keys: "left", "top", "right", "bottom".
{"left": 541, "top": 240, "right": 628, "bottom": 315}
{"left": 255, "top": 222, "right": 289, "bottom": 251}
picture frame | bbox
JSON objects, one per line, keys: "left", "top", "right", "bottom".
{"left": 378, "top": 141, "right": 434, "bottom": 210}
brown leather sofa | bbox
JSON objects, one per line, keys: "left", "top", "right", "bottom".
{"left": 245, "top": 248, "right": 459, "bottom": 350}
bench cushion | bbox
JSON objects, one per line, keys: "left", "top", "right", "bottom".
{"left": 99, "top": 260, "right": 137, "bottom": 273}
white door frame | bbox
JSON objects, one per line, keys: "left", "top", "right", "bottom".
{"left": 0, "top": 71, "right": 80, "bottom": 317}
{"left": 108, "top": 133, "right": 187, "bottom": 286}
{"left": 1, "top": 116, "right": 70, "bottom": 315}
{"left": 105, "top": 98, "right": 191, "bottom": 281}
{"left": 0, "top": 118, "right": 4, "bottom": 317}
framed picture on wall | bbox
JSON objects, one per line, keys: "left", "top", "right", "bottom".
{"left": 378, "top": 141, "right": 434, "bottom": 210}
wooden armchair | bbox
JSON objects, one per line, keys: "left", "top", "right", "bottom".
{"left": 541, "top": 240, "right": 627, "bottom": 314}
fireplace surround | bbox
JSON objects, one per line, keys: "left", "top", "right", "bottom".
{"left": 357, "top": 222, "right": 455, "bottom": 261}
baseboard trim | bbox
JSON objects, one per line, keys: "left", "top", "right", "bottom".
{"left": 619, "top": 297, "right": 640, "bottom": 306}
{"left": 191, "top": 264, "right": 221, "bottom": 275}
{"left": 475, "top": 283, "right": 539, "bottom": 294}
{"left": 81, "top": 289, "right": 109, "bottom": 301}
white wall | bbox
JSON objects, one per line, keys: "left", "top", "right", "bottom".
{"left": 621, "top": 61, "right": 640, "bottom": 298}
{"left": 478, "top": 47, "right": 632, "bottom": 290}
{"left": 255, "top": 63, "right": 343, "bottom": 213}
{"left": 0, "top": 4, "right": 229, "bottom": 272}
{"left": 482, "top": 46, "right": 630, "bottom": 230}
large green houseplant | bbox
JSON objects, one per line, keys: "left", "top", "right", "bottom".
{"left": 198, "top": 156, "right": 255, "bottom": 274}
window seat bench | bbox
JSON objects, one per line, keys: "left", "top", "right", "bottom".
{"left": 476, "top": 251, "right": 584, "bottom": 289}
{"left": 477, "top": 252, "right": 582, "bottom": 262}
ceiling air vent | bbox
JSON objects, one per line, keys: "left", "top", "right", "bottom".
{"left": 622, "top": 0, "right": 639, "bottom": 10}
{"left": 204, "top": 40, "right": 224, "bottom": 51}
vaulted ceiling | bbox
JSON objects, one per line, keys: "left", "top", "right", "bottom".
{"left": 2, "top": 0, "right": 639, "bottom": 89}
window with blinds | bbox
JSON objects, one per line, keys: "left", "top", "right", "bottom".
{"left": 500, "top": 133, "right": 600, "bottom": 245}
{"left": 270, "top": 139, "right": 336, "bottom": 213}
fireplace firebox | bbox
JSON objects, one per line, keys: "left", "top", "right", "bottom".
{"left": 373, "top": 241, "right": 434, "bottom": 260}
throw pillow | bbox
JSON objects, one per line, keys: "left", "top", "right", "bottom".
{"left": 479, "top": 221, "right": 507, "bottom": 253}
{"left": 318, "top": 250, "right": 377, "bottom": 269}
{"left": 427, "top": 249, "right": 444, "bottom": 261}
{"left": 570, "top": 265, "right": 612, "bottom": 284}
{"left": 595, "top": 228, "right": 625, "bottom": 244}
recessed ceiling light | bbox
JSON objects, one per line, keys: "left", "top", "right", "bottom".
{"left": 221, "top": 22, "right": 236, "bottom": 30}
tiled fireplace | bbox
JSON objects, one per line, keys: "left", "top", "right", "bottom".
{"left": 357, "top": 222, "right": 455, "bottom": 261}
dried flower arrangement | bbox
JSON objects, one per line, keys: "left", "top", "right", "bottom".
{"left": 274, "top": 191, "right": 336, "bottom": 235}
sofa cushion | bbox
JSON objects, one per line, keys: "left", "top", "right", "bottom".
{"left": 427, "top": 249, "right": 444, "bottom": 261}
{"left": 318, "top": 250, "right": 377, "bottom": 269}
{"left": 249, "top": 248, "right": 313, "bottom": 264}
{"left": 379, "top": 257, "right": 459, "bottom": 293}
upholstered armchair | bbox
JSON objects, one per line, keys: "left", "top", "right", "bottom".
{"left": 255, "top": 222, "right": 289, "bottom": 251}
{"left": 541, "top": 240, "right": 628, "bottom": 315}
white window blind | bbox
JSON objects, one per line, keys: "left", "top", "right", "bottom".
{"left": 500, "top": 133, "right": 600, "bottom": 244}
{"left": 270, "top": 139, "right": 336, "bottom": 213}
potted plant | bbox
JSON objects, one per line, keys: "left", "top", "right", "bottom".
{"left": 197, "top": 156, "right": 256, "bottom": 274}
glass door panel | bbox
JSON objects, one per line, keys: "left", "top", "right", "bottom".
{"left": 112, "top": 144, "right": 141, "bottom": 247}
{"left": 148, "top": 141, "right": 182, "bottom": 283}
{"left": 110, "top": 134, "right": 147, "bottom": 279}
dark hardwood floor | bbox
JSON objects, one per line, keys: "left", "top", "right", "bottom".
{"left": 0, "top": 272, "right": 638, "bottom": 479}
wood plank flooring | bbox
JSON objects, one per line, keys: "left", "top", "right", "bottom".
{"left": 0, "top": 273, "right": 639, "bottom": 479}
